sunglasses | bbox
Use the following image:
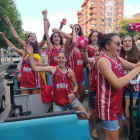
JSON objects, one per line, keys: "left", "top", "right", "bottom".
{"left": 75, "top": 28, "right": 79, "bottom": 31}
{"left": 58, "top": 50, "right": 66, "bottom": 54}
{"left": 114, "top": 42, "right": 121, "bottom": 46}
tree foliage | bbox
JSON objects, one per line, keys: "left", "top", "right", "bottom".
{"left": 0, "top": 0, "right": 27, "bottom": 49}
{"left": 84, "top": 34, "right": 89, "bottom": 39}
{"left": 119, "top": 17, "right": 140, "bottom": 38}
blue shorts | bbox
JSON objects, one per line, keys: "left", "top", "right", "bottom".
{"left": 53, "top": 98, "right": 82, "bottom": 112}
{"left": 87, "top": 71, "right": 90, "bottom": 75}
{"left": 90, "top": 90, "right": 96, "bottom": 108}
{"left": 123, "top": 87, "right": 138, "bottom": 99}
{"left": 102, "top": 113, "right": 125, "bottom": 131}
{"left": 77, "top": 81, "right": 85, "bottom": 85}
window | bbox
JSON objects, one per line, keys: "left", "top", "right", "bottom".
{"left": 94, "top": 18, "right": 97, "bottom": 21}
{"left": 106, "top": 1, "right": 114, "bottom": 6}
{"left": 105, "top": 18, "right": 113, "bottom": 22}
{"left": 95, "top": 13, "right": 97, "bottom": 15}
{"left": 118, "top": 3, "right": 122, "bottom": 5}
{"left": 95, "top": 1, "right": 97, "bottom": 4}
{"left": 100, "top": 24, "right": 102, "bottom": 27}
{"left": 100, "top": 1, "right": 102, "bottom": 4}
{"left": 118, "top": 8, "right": 122, "bottom": 11}
{"left": 100, "top": 13, "right": 102, "bottom": 16}
{"left": 100, "top": 7, "right": 102, "bottom": 10}
{"left": 106, "top": 12, "right": 113, "bottom": 16}
{"left": 94, "top": 24, "right": 97, "bottom": 26}
{"left": 89, "top": 2, "right": 94, "bottom": 5}
{"left": 118, "top": 14, "right": 122, "bottom": 16}
{"left": 105, "top": 7, "right": 113, "bottom": 12}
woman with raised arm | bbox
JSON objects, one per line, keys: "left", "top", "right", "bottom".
{"left": 96, "top": 33, "right": 140, "bottom": 140}
{"left": 0, "top": 32, "right": 46, "bottom": 95}
{"left": 120, "top": 35, "right": 140, "bottom": 137}
{"left": 26, "top": 44, "right": 89, "bottom": 120}
{"left": 65, "top": 24, "right": 85, "bottom": 103}
{"left": 3, "top": 10, "right": 48, "bottom": 51}
{"left": 43, "top": 10, "right": 71, "bottom": 66}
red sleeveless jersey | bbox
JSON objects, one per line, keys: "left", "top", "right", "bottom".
{"left": 52, "top": 66, "right": 72, "bottom": 106}
{"left": 96, "top": 54, "right": 124, "bottom": 121}
{"left": 67, "top": 49, "right": 84, "bottom": 82}
{"left": 48, "top": 45, "right": 64, "bottom": 66}
{"left": 21, "top": 55, "right": 40, "bottom": 88}
{"left": 87, "top": 45, "right": 95, "bottom": 58}
{"left": 123, "top": 56, "right": 139, "bottom": 92}
{"left": 90, "top": 60, "right": 97, "bottom": 91}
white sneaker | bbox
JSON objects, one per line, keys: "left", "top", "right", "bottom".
{"left": 88, "top": 108, "right": 92, "bottom": 115}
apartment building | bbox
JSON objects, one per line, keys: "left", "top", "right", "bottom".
{"left": 77, "top": 0, "right": 124, "bottom": 35}
{"left": 133, "top": 12, "right": 140, "bottom": 19}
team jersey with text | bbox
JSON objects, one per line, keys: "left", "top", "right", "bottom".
{"left": 48, "top": 45, "right": 64, "bottom": 66}
{"left": 96, "top": 54, "right": 124, "bottom": 121}
{"left": 21, "top": 55, "right": 40, "bottom": 88}
{"left": 52, "top": 66, "right": 72, "bottom": 106}
{"left": 87, "top": 45, "right": 95, "bottom": 58}
{"left": 67, "top": 49, "right": 84, "bottom": 82}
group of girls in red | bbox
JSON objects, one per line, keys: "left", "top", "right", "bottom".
{"left": 1, "top": 8, "right": 140, "bottom": 140}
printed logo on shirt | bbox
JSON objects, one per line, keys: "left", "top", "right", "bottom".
{"left": 57, "top": 83, "right": 68, "bottom": 89}
{"left": 77, "top": 60, "right": 83, "bottom": 65}
{"left": 54, "top": 56, "right": 57, "bottom": 61}
{"left": 114, "top": 114, "right": 116, "bottom": 117}
{"left": 23, "top": 67, "right": 31, "bottom": 72}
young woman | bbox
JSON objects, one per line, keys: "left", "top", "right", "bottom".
{"left": 83, "top": 45, "right": 104, "bottom": 138}
{"left": 120, "top": 35, "right": 140, "bottom": 137}
{"left": 3, "top": 14, "right": 46, "bottom": 52}
{"left": 65, "top": 24, "right": 85, "bottom": 103}
{"left": 0, "top": 32, "right": 46, "bottom": 95}
{"left": 43, "top": 9, "right": 71, "bottom": 66}
{"left": 26, "top": 43, "right": 89, "bottom": 120}
{"left": 96, "top": 33, "right": 140, "bottom": 140}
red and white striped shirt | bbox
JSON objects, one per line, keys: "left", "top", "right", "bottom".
{"left": 96, "top": 54, "right": 124, "bottom": 121}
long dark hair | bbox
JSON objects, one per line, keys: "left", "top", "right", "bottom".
{"left": 88, "top": 30, "right": 98, "bottom": 45}
{"left": 50, "top": 32, "right": 63, "bottom": 45}
{"left": 120, "top": 35, "right": 140, "bottom": 63}
{"left": 25, "top": 41, "right": 39, "bottom": 54}
{"left": 27, "top": 33, "right": 38, "bottom": 49}
{"left": 74, "top": 24, "right": 83, "bottom": 37}
{"left": 98, "top": 33, "right": 118, "bottom": 50}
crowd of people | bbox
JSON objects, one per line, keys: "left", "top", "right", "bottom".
{"left": 0, "top": 9, "right": 140, "bottom": 140}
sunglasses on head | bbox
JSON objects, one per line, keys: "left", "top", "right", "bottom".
{"left": 58, "top": 50, "right": 66, "bottom": 54}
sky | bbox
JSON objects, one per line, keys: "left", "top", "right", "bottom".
{"left": 14, "top": 0, "right": 140, "bottom": 41}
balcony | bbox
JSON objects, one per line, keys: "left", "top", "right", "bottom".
{"left": 88, "top": 15, "right": 94, "bottom": 21}
{"left": 89, "top": 9, "right": 94, "bottom": 14}
{"left": 89, "top": 4, "right": 94, "bottom": 10}
{"left": 81, "top": 0, "right": 88, "bottom": 7}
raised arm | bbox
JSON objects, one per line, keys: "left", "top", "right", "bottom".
{"left": 59, "top": 19, "right": 64, "bottom": 30}
{"left": 83, "top": 48, "right": 95, "bottom": 64}
{"left": 3, "top": 15, "right": 26, "bottom": 46}
{"left": 26, "top": 43, "right": 54, "bottom": 73}
{"left": 52, "top": 28, "right": 72, "bottom": 50}
{"left": 133, "top": 33, "right": 140, "bottom": 41}
{"left": 0, "top": 32, "right": 24, "bottom": 56}
{"left": 98, "top": 57, "right": 140, "bottom": 89}
{"left": 42, "top": 10, "right": 53, "bottom": 51}
{"left": 114, "top": 24, "right": 121, "bottom": 35}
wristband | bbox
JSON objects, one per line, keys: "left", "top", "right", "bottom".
{"left": 44, "top": 19, "right": 47, "bottom": 20}
{"left": 83, "top": 50, "right": 87, "bottom": 52}
{"left": 9, "top": 24, "right": 12, "bottom": 26}
{"left": 43, "top": 34, "right": 47, "bottom": 41}
{"left": 16, "top": 37, "right": 20, "bottom": 40}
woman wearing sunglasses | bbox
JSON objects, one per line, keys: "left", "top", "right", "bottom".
{"left": 26, "top": 44, "right": 89, "bottom": 119}
{"left": 120, "top": 35, "right": 140, "bottom": 137}
{"left": 96, "top": 33, "right": 140, "bottom": 140}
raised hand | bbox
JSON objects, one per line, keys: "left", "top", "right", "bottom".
{"left": 52, "top": 28, "right": 59, "bottom": 32}
{"left": 3, "top": 15, "right": 11, "bottom": 25}
{"left": 115, "top": 24, "right": 121, "bottom": 34}
{"left": 69, "top": 24, "right": 74, "bottom": 29}
{"left": 42, "top": 9, "right": 48, "bottom": 19}
{"left": 26, "top": 43, "right": 33, "bottom": 55}
{"left": 0, "top": 32, "right": 5, "bottom": 38}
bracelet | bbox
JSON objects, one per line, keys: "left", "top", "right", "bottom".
{"left": 134, "top": 69, "right": 139, "bottom": 75}
{"left": 43, "top": 34, "right": 47, "bottom": 41}
{"left": 83, "top": 50, "right": 87, "bottom": 52}
{"left": 16, "top": 37, "right": 20, "bottom": 39}
{"left": 9, "top": 24, "right": 12, "bottom": 26}
{"left": 44, "top": 19, "right": 47, "bottom": 20}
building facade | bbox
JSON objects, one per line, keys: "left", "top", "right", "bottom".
{"left": 77, "top": 0, "right": 124, "bottom": 35}
{"left": 133, "top": 12, "right": 140, "bottom": 19}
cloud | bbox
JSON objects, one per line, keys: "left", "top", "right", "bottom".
{"left": 124, "top": 5, "right": 139, "bottom": 17}
{"left": 21, "top": 8, "right": 26, "bottom": 12}
{"left": 22, "top": 11, "right": 78, "bottom": 41}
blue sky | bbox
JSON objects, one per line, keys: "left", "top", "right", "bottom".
{"left": 14, "top": 0, "right": 140, "bottom": 41}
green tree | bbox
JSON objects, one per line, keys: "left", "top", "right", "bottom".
{"left": 84, "top": 34, "right": 89, "bottom": 39}
{"left": 119, "top": 17, "right": 140, "bottom": 38}
{"left": 0, "top": 0, "right": 26, "bottom": 63}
